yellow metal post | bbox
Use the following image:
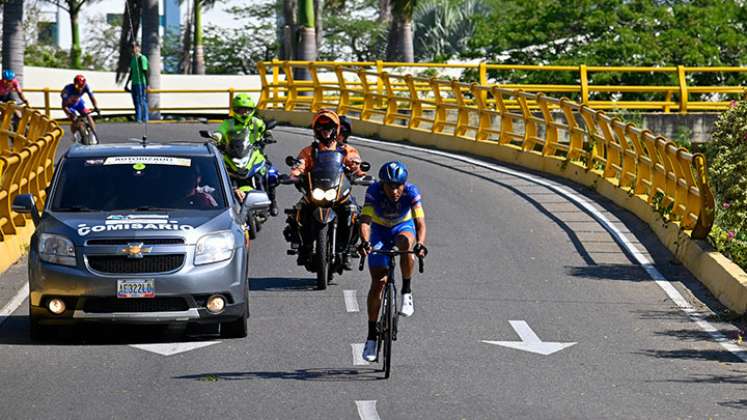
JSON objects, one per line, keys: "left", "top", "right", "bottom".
{"left": 677, "top": 65, "right": 688, "bottom": 114}
{"left": 43, "top": 88, "right": 51, "bottom": 118}
{"left": 376, "top": 60, "right": 384, "bottom": 108}
{"left": 272, "top": 58, "right": 280, "bottom": 108}
{"left": 478, "top": 61, "right": 488, "bottom": 104}
{"left": 579, "top": 64, "right": 589, "bottom": 105}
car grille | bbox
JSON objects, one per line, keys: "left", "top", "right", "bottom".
{"left": 83, "top": 297, "right": 189, "bottom": 313}
{"left": 87, "top": 254, "right": 185, "bottom": 274}
{"left": 87, "top": 238, "right": 185, "bottom": 245}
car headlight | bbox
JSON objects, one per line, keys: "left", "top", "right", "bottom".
{"left": 194, "top": 231, "right": 235, "bottom": 265}
{"left": 38, "top": 233, "right": 76, "bottom": 266}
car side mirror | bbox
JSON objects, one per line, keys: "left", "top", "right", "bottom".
{"left": 265, "top": 119, "right": 277, "bottom": 130}
{"left": 243, "top": 190, "right": 271, "bottom": 211}
{"left": 12, "top": 194, "right": 40, "bottom": 226}
{"left": 360, "top": 161, "right": 371, "bottom": 172}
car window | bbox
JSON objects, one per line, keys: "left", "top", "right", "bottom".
{"left": 51, "top": 156, "right": 227, "bottom": 211}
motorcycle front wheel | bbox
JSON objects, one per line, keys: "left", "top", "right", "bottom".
{"left": 315, "top": 224, "right": 329, "bottom": 290}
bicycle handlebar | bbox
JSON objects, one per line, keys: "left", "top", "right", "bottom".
{"left": 358, "top": 249, "right": 425, "bottom": 273}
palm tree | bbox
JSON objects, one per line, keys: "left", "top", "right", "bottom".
{"left": 2, "top": 0, "right": 25, "bottom": 84}
{"left": 295, "top": 0, "right": 317, "bottom": 79}
{"left": 414, "top": 0, "right": 487, "bottom": 61}
{"left": 386, "top": 0, "right": 415, "bottom": 62}
{"left": 142, "top": 0, "right": 161, "bottom": 119}
{"left": 115, "top": 0, "right": 142, "bottom": 83}
{"left": 192, "top": 0, "right": 221, "bottom": 74}
{"left": 44, "top": 1, "right": 98, "bottom": 69}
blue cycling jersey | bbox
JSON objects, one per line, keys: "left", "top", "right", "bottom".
{"left": 362, "top": 181, "right": 423, "bottom": 227}
{"left": 61, "top": 83, "right": 93, "bottom": 109}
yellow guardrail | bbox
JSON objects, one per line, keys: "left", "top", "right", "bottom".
{"left": 0, "top": 102, "right": 64, "bottom": 272}
{"left": 257, "top": 59, "right": 747, "bottom": 114}
{"left": 23, "top": 88, "right": 263, "bottom": 117}
{"left": 256, "top": 61, "right": 715, "bottom": 239}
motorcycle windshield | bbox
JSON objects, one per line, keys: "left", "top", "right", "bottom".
{"left": 227, "top": 129, "right": 254, "bottom": 159}
{"left": 310, "top": 150, "right": 344, "bottom": 190}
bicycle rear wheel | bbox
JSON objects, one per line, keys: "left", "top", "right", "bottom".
{"left": 382, "top": 282, "right": 394, "bottom": 379}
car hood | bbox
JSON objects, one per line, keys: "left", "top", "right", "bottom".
{"left": 41, "top": 209, "right": 235, "bottom": 245}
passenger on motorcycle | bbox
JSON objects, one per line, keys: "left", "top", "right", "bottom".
{"left": 358, "top": 160, "right": 428, "bottom": 362}
{"left": 283, "top": 109, "right": 367, "bottom": 270}
{"left": 61, "top": 75, "right": 100, "bottom": 139}
{"left": 210, "top": 93, "right": 279, "bottom": 216}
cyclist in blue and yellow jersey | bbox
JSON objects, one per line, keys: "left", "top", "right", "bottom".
{"left": 61, "top": 74, "right": 100, "bottom": 138}
{"left": 358, "top": 160, "right": 428, "bottom": 362}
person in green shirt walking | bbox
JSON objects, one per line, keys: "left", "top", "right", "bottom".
{"left": 124, "top": 42, "right": 149, "bottom": 122}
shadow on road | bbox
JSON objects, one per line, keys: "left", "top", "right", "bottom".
{"left": 635, "top": 348, "right": 744, "bottom": 363}
{"left": 174, "top": 367, "right": 383, "bottom": 382}
{"left": 0, "top": 314, "right": 220, "bottom": 346}
{"left": 250, "top": 276, "right": 320, "bottom": 292}
{"left": 565, "top": 264, "right": 648, "bottom": 282}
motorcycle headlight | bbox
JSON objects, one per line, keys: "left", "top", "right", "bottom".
{"left": 195, "top": 231, "right": 235, "bottom": 265}
{"left": 311, "top": 188, "right": 326, "bottom": 201}
{"left": 323, "top": 189, "right": 337, "bottom": 201}
{"left": 38, "top": 233, "right": 76, "bottom": 266}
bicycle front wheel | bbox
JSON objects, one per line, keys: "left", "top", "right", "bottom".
{"left": 382, "top": 283, "right": 394, "bottom": 379}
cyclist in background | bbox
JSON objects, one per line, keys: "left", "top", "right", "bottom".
{"left": 1, "top": 69, "right": 31, "bottom": 122}
{"left": 61, "top": 74, "right": 100, "bottom": 138}
{"left": 358, "top": 160, "right": 428, "bottom": 362}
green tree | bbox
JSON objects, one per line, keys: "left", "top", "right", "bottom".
{"left": 413, "top": 0, "right": 487, "bottom": 62}
{"left": 386, "top": 0, "right": 415, "bottom": 62}
{"left": 321, "top": 0, "right": 386, "bottom": 61}
{"left": 43, "top": 0, "right": 99, "bottom": 69}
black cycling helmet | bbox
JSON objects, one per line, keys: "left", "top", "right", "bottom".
{"left": 339, "top": 115, "right": 352, "bottom": 142}
{"left": 378, "top": 161, "right": 408, "bottom": 185}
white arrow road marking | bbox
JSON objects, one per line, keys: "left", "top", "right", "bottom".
{"left": 482, "top": 320, "right": 576, "bottom": 356}
{"left": 344, "top": 290, "right": 360, "bottom": 312}
{"left": 0, "top": 283, "right": 28, "bottom": 328}
{"left": 130, "top": 341, "right": 220, "bottom": 356}
{"left": 356, "top": 400, "right": 381, "bottom": 420}
{"left": 351, "top": 343, "right": 370, "bottom": 365}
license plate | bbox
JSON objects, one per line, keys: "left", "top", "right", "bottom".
{"left": 117, "top": 279, "right": 155, "bottom": 298}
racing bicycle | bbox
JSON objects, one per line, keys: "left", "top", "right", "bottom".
{"left": 72, "top": 109, "right": 100, "bottom": 145}
{"left": 359, "top": 245, "right": 425, "bottom": 379}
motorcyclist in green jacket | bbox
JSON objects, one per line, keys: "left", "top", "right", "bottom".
{"left": 210, "top": 93, "right": 279, "bottom": 216}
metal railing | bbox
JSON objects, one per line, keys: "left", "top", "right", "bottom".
{"left": 258, "top": 59, "right": 747, "bottom": 114}
{"left": 256, "top": 60, "right": 715, "bottom": 238}
{"left": 0, "top": 103, "right": 63, "bottom": 243}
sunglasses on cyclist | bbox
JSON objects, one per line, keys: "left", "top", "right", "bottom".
{"left": 385, "top": 182, "right": 404, "bottom": 189}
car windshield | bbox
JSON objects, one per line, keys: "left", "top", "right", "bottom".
{"left": 51, "top": 155, "right": 227, "bottom": 211}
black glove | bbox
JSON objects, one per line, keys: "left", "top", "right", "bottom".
{"left": 94, "top": 107, "right": 101, "bottom": 116}
{"left": 358, "top": 240, "right": 372, "bottom": 256}
{"left": 413, "top": 243, "right": 428, "bottom": 257}
{"left": 278, "top": 174, "right": 299, "bottom": 185}
{"left": 263, "top": 131, "right": 276, "bottom": 144}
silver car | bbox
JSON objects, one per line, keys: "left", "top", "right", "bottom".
{"left": 13, "top": 142, "right": 271, "bottom": 339}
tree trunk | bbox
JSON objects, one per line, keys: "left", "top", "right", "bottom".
{"left": 314, "top": 0, "right": 323, "bottom": 53}
{"left": 192, "top": 0, "right": 205, "bottom": 74}
{"left": 386, "top": 0, "right": 414, "bottom": 62}
{"left": 2, "top": 0, "right": 25, "bottom": 85}
{"left": 180, "top": 5, "right": 193, "bottom": 74}
{"left": 283, "top": 0, "right": 298, "bottom": 60}
{"left": 142, "top": 0, "right": 161, "bottom": 119}
{"left": 295, "top": 0, "right": 317, "bottom": 80}
{"left": 116, "top": 0, "right": 142, "bottom": 84}
{"left": 70, "top": 7, "right": 82, "bottom": 68}
{"left": 378, "top": 0, "right": 391, "bottom": 24}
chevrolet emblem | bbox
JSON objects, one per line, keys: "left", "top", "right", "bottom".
{"left": 121, "top": 242, "right": 152, "bottom": 259}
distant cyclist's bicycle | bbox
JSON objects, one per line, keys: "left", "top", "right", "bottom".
{"left": 72, "top": 109, "right": 100, "bottom": 145}
{"left": 359, "top": 245, "right": 425, "bottom": 379}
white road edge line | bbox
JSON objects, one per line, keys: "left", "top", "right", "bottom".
{"left": 344, "top": 289, "right": 360, "bottom": 312}
{"left": 350, "top": 135, "right": 747, "bottom": 362}
{"left": 351, "top": 343, "right": 370, "bottom": 366}
{"left": 356, "top": 400, "right": 381, "bottom": 420}
{"left": 0, "top": 283, "right": 29, "bottom": 327}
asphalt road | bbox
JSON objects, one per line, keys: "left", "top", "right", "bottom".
{"left": 1, "top": 122, "right": 747, "bottom": 419}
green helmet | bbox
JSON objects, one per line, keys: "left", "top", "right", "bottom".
{"left": 232, "top": 93, "right": 256, "bottom": 125}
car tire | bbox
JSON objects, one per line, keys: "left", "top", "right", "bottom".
{"left": 221, "top": 285, "right": 248, "bottom": 338}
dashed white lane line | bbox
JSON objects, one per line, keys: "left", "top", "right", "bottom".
{"left": 351, "top": 343, "right": 370, "bottom": 366}
{"left": 344, "top": 289, "right": 360, "bottom": 312}
{"left": 0, "top": 283, "right": 28, "bottom": 327}
{"left": 350, "top": 135, "right": 747, "bottom": 362}
{"left": 356, "top": 400, "right": 381, "bottom": 420}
